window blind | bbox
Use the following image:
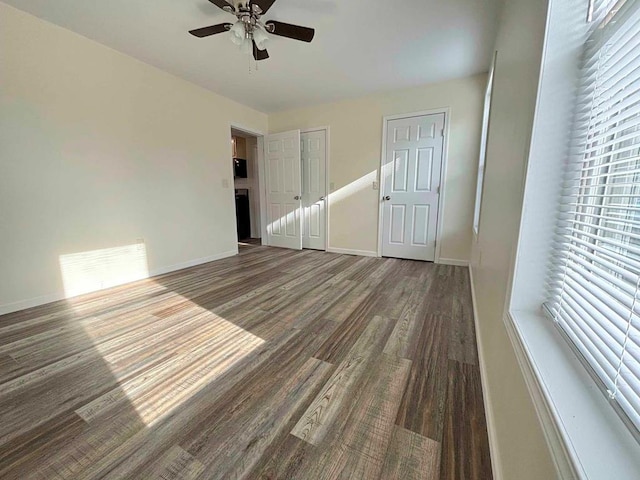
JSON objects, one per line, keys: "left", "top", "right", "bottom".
{"left": 547, "top": 0, "right": 640, "bottom": 434}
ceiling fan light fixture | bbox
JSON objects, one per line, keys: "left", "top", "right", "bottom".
{"left": 229, "top": 21, "right": 245, "bottom": 45}
{"left": 242, "top": 38, "right": 253, "bottom": 55}
{"left": 191, "top": 0, "right": 316, "bottom": 61}
{"left": 252, "top": 25, "right": 269, "bottom": 50}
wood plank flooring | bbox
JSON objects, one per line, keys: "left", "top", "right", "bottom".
{"left": 0, "top": 244, "right": 492, "bottom": 479}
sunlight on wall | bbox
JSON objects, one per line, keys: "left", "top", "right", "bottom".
{"left": 59, "top": 242, "right": 149, "bottom": 298}
{"left": 76, "top": 289, "right": 265, "bottom": 427}
{"left": 328, "top": 171, "right": 377, "bottom": 205}
{"left": 266, "top": 171, "right": 377, "bottom": 238}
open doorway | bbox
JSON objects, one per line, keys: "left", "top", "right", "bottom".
{"left": 231, "top": 127, "right": 262, "bottom": 247}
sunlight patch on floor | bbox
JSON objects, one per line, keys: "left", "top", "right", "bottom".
{"left": 78, "top": 290, "right": 264, "bottom": 427}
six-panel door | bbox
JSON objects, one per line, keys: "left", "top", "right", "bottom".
{"left": 381, "top": 113, "right": 445, "bottom": 261}
{"left": 265, "top": 130, "right": 302, "bottom": 250}
{"left": 301, "top": 130, "right": 327, "bottom": 251}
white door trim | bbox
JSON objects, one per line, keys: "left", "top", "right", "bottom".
{"left": 377, "top": 108, "right": 451, "bottom": 262}
{"left": 301, "top": 126, "right": 330, "bottom": 252}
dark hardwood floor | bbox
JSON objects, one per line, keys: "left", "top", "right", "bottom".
{"left": 0, "top": 244, "right": 492, "bottom": 479}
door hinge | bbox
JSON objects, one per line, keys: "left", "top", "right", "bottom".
{"left": 441, "top": 128, "right": 444, "bottom": 137}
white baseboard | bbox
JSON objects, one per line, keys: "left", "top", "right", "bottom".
{"left": 469, "top": 266, "right": 502, "bottom": 480}
{"left": 0, "top": 292, "right": 67, "bottom": 316}
{"left": 326, "top": 247, "right": 378, "bottom": 257}
{"left": 149, "top": 250, "right": 238, "bottom": 277}
{"left": 438, "top": 257, "right": 469, "bottom": 266}
{"left": 0, "top": 249, "right": 238, "bottom": 317}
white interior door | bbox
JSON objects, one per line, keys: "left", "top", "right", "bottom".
{"left": 265, "top": 130, "right": 302, "bottom": 250}
{"left": 381, "top": 113, "right": 445, "bottom": 261}
{"left": 301, "top": 130, "right": 327, "bottom": 250}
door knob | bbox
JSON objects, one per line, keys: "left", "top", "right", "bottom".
{"left": 384, "top": 196, "right": 391, "bottom": 201}
{"left": 319, "top": 196, "right": 325, "bottom": 201}
{"left": 294, "top": 195, "right": 301, "bottom": 200}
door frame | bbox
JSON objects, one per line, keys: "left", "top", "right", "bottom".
{"left": 376, "top": 108, "right": 451, "bottom": 263}
{"left": 229, "top": 123, "right": 266, "bottom": 245}
{"left": 301, "top": 126, "right": 330, "bottom": 252}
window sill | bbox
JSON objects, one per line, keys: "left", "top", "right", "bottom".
{"left": 506, "top": 309, "right": 640, "bottom": 479}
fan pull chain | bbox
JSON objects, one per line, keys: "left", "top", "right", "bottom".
{"left": 247, "top": 55, "right": 258, "bottom": 75}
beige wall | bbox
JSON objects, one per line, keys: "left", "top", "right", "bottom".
{"left": 269, "top": 75, "right": 486, "bottom": 261}
{"left": 471, "top": 0, "right": 558, "bottom": 478}
{"left": 0, "top": 4, "right": 267, "bottom": 313}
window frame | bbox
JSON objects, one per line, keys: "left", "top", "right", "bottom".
{"left": 505, "top": 0, "right": 640, "bottom": 477}
{"left": 473, "top": 52, "right": 497, "bottom": 236}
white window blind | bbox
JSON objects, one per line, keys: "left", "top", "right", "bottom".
{"left": 547, "top": 0, "right": 640, "bottom": 434}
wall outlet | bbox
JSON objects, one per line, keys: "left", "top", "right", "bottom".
{"left": 222, "top": 178, "right": 229, "bottom": 188}
{"left": 372, "top": 181, "right": 379, "bottom": 190}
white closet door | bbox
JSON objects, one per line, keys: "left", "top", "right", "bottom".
{"left": 381, "top": 113, "right": 445, "bottom": 261}
{"left": 301, "top": 130, "right": 327, "bottom": 251}
{"left": 265, "top": 130, "right": 302, "bottom": 250}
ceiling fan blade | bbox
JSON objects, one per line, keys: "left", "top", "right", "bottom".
{"left": 189, "top": 23, "right": 232, "bottom": 38}
{"left": 250, "top": 0, "right": 277, "bottom": 15}
{"left": 266, "top": 21, "right": 315, "bottom": 43}
{"left": 253, "top": 41, "right": 270, "bottom": 61}
{"left": 208, "top": 0, "right": 235, "bottom": 12}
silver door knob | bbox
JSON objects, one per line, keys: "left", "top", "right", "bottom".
{"left": 294, "top": 195, "right": 301, "bottom": 200}
{"left": 319, "top": 196, "right": 325, "bottom": 201}
{"left": 384, "top": 196, "right": 391, "bottom": 201}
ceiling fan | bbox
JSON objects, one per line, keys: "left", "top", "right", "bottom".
{"left": 189, "top": 0, "right": 315, "bottom": 61}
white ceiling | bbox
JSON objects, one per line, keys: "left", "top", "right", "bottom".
{"left": 4, "top": 0, "right": 502, "bottom": 113}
